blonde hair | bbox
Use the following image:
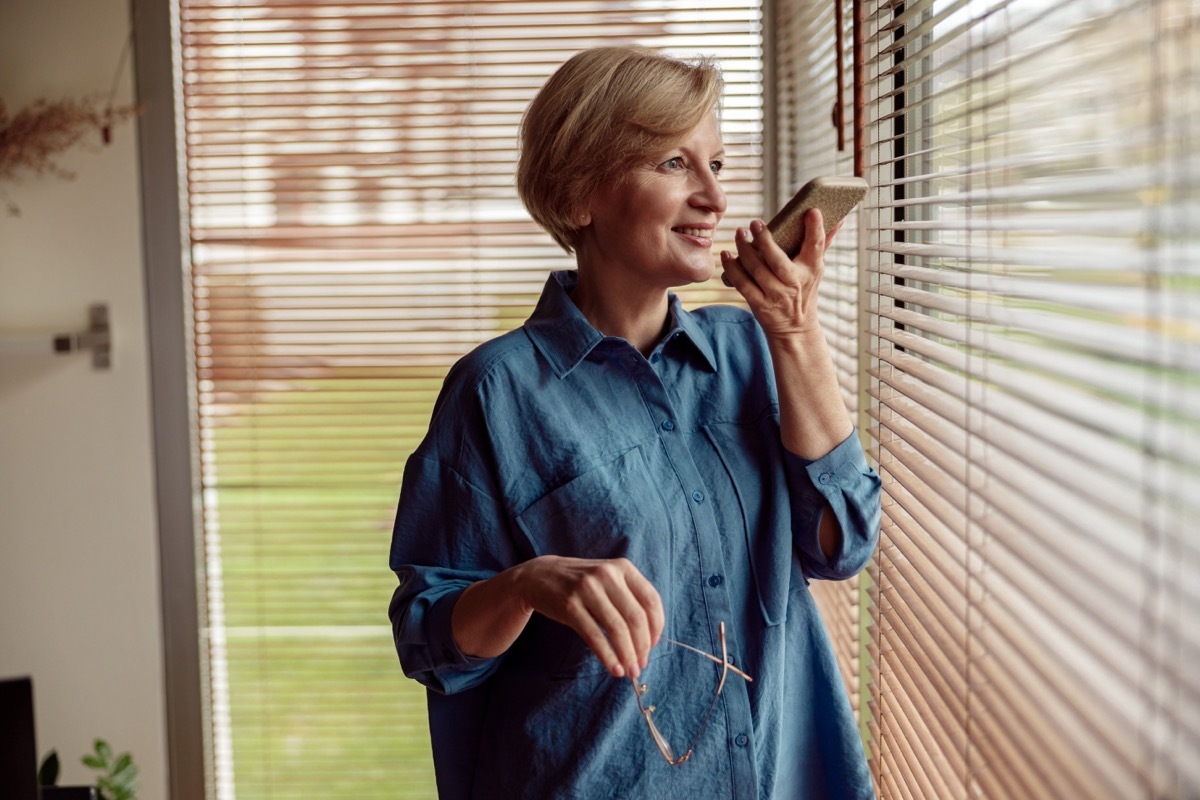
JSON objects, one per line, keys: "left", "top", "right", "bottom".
{"left": 517, "top": 46, "right": 724, "bottom": 253}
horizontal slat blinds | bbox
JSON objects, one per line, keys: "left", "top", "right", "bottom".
{"left": 178, "top": 2, "right": 762, "bottom": 797}
{"left": 858, "top": 0, "right": 1200, "bottom": 797}
{"left": 769, "top": 0, "right": 868, "bottom": 727}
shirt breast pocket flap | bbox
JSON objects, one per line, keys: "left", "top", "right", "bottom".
{"left": 703, "top": 420, "right": 794, "bottom": 627}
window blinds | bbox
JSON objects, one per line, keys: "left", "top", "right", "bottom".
{"left": 772, "top": 0, "right": 1198, "bottom": 797}
{"left": 869, "top": 0, "right": 1199, "bottom": 791}
{"left": 177, "top": 2, "right": 761, "bottom": 797}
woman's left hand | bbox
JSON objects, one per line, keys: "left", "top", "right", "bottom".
{"left": 720, "top": 207, "right": 841, "bottom": 337}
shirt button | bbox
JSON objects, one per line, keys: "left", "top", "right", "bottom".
{"left": 650, "top": 353, "right": 661, "bottom": 363}
{"left": 691, "top": 490, "right": 704, "bottom": 503}
{"left": 661, "top": 419, "right": 675, "bottom": 431}
{"left": 735, "top": 733, "right": 749, "bottom": 747}
{"left": 818, "top": 473, "right": 832, "bottom": 485}
{"left": 708, "top": 574, "right": 723, "bottom": 588}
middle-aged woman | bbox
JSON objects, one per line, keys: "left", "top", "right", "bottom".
{"left": 388, "top": 46, "right": 882, "bottom": 799}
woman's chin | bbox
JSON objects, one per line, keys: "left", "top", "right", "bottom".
{"left": 682, "top": 260, "right": 717, "bottom": 285}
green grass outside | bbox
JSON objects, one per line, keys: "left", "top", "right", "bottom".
{"left": 206, "top": 367, "right": 446, "bottom": 798}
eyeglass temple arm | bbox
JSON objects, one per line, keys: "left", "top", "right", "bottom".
{"left": 663, "top": 638, "right": 753, "bottom": 683}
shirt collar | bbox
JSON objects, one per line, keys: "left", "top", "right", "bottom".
{"left": 524, "top": 270, "right": 719, "bottom": 378}
{"left": 667, "top": 290, "right": 719, "bottom": 374}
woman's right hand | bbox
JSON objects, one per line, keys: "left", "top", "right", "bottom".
{"left": 516, "top": 555, "right": 664, "bottom": 680}
{"left": 451, "top": 555, "right": 664, "bottom": 681}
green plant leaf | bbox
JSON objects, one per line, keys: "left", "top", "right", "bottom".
{"left": 37, "top": 750, "right": 60, "bottom": 786}
{"left": 81, "top": 739, "right": 138, "bottom": 800}
{"left": 111, "top": 753, "right": 133, "bottom": 778}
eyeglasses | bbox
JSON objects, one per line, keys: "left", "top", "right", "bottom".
{"left": 630, "top": 621, "right": 753, "bottom": 765}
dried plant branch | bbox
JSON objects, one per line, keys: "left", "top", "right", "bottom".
{"left": 0, "top": 96, "right": 140, "bottom": 215}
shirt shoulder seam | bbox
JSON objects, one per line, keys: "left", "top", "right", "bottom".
{"left": 452, "top": 330, "right": 539, "bottom": 395}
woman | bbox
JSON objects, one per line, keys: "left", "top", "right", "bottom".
{"left": 388, "top": 46, "right": 881, "bottom": 799}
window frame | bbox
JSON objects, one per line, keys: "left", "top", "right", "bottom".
{"left": 138, "top": 2, "right": 764, "bottom": 797}
{"left": 135, "top": 0, "right": 209, "bottom": 796}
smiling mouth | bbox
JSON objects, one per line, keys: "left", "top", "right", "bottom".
{"left": 673, "top": 227, "right": 713, "bottom": 239}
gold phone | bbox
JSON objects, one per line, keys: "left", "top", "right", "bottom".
{"left": 766, "top": 175, "right": 869, "bottom": 259}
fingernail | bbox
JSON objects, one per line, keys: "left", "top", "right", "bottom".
{"left": 629, "top": 665, "right": 641, "bottom": 681}
{"left": 611, "top": 664, "right": 625, "bottom": 678}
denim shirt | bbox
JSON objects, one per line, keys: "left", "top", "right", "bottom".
{"left": 389, "top": 270, "right": 881, "bottom": 799}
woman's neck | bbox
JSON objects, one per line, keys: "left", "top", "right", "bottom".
{"left": 569, "top": 268, "right": 671, "bottom": 357}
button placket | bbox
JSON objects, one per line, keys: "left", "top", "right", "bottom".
{"left": 635, "top": 355, "right": 755, "bottom": 786}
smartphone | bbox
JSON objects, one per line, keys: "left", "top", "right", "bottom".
{"left": 766, "top": 175, "right": 869, "bottom": 259}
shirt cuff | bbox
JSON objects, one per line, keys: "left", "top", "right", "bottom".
{"left": 789, "top": 428, "right": 869, "bottom": 471}
{"left": 784, "top": 430, "right": 881, "bottom": 580}
{"left": 424, "top": 589, "right": 502, "bottom": 694}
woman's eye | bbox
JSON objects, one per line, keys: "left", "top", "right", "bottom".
{"left": 710, "top": 160, "right": 724, "bottom": 176}
{"left": 664, "top": 157, "right": 684, "bottom": 170}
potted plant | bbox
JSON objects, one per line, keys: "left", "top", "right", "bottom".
{"left": 38, "top": 739, "right": 138, "bottom": 800}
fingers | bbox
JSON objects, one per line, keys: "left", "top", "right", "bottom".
{"left": 720, "top": 248, "right": 756, "bottom": 298}
{"left": 802, "top": 206, "right": 828, "bottom": 261}
{"left": 577, "top": 566, "right": 645, "bottom": 679}
{"left": 720, "top": 222, "right": 794, "bottom": 307}
{"left": 522, "top": 555, "right": 663, "bottom": 680}
{"left": 624, "top": 565, "right": 666, "bottom": 652}
{"left": 722, "top": 208, "right": 832, "bottom": 288}
{"left": 720, "top": 209, "right": 835, "bottom": 336}
{"left": 765, "top": 207, "right": 828, "bottom": 274}
{"left": 719, "top": 227, "right": 773, "bottom": 304}
{"left": 825, "top": 219, "right": 844, "bottom": 250}
{"left": 594, "top": 559, "right": 662, "bottom": 678}
{"left": 568, "top": 590, "right": 630, "bottom": 678}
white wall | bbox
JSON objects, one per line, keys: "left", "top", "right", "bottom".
{"left": 0, "top": 0, "right": 168, "bottom": 796}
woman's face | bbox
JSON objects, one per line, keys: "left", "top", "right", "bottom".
{"left": 579, "top": 113, "right": 728, "bottom": 290}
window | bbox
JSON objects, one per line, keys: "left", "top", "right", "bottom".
{"left": 771, "top": 0, "right": 1199, "bottom": 797}
{"left": 175, "top": 2, "right": 763, "bottom": 797}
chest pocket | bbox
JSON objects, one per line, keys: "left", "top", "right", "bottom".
{"left": 514, "top": 441, "right": 678, "bottom": 677}
{"left": 701, "top": 414, "right": 800, "bottom": 627}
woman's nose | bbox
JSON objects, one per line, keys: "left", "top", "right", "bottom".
{"left": 692, "top": 171, "right": 727, "bottom": 215}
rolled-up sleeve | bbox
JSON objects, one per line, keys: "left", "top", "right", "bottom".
{"left": 784, "top": 431, "right": 882, "bottom": 580}
{"left": 388, "top": 454, "right": 516, "bottom": 695}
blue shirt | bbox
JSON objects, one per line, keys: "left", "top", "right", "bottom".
{"left": 389, "top": 270, "right": 881, "bottom": 799}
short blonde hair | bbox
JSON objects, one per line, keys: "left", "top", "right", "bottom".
{"left": 517, "top": 46, "right": 724, "bottom": 253}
